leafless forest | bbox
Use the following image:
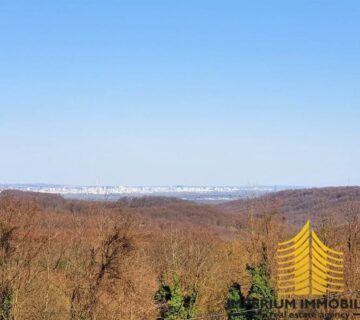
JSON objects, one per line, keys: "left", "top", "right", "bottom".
{"left": 0, "top": 187, "right": 359, "bottom": 320}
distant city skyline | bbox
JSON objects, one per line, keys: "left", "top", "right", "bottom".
{"left": 1, "top": 1, "right": 359, "bottom": 186}
{"left": 0, "top": 183, "right": 301, "bottom": 202}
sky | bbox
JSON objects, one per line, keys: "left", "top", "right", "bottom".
{"left": 0, "top": 0, "right": 359, "bottom": 187}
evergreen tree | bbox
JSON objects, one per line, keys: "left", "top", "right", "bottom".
{"left": 225, "top": 282, "right": 247, "bottom": 320}
{"left": 0, "top": 285, "right": 12, "bottom": 320}
{"left": 246, "top": 244, "right": 276, "bottom": 320}
{"left": 154, "top": 274, "right": 197, "bottom": 320}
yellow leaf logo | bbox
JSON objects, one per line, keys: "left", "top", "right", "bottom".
{"left": 277, "top": 220, "right": 344, "bottom": 296}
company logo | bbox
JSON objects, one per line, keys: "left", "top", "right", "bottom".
{"left": 277, "top": 220, "right": 344, "bottom": 296}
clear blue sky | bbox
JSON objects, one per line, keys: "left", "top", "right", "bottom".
{"left": 0, "top": 1, "right": 359, "bottom": 186}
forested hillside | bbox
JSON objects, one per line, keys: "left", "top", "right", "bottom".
{"left": 0, "top": 188, "right": 359, "bottom": 319}
{"left": 218, "top": 186, "right": 360, "bottom": 226}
